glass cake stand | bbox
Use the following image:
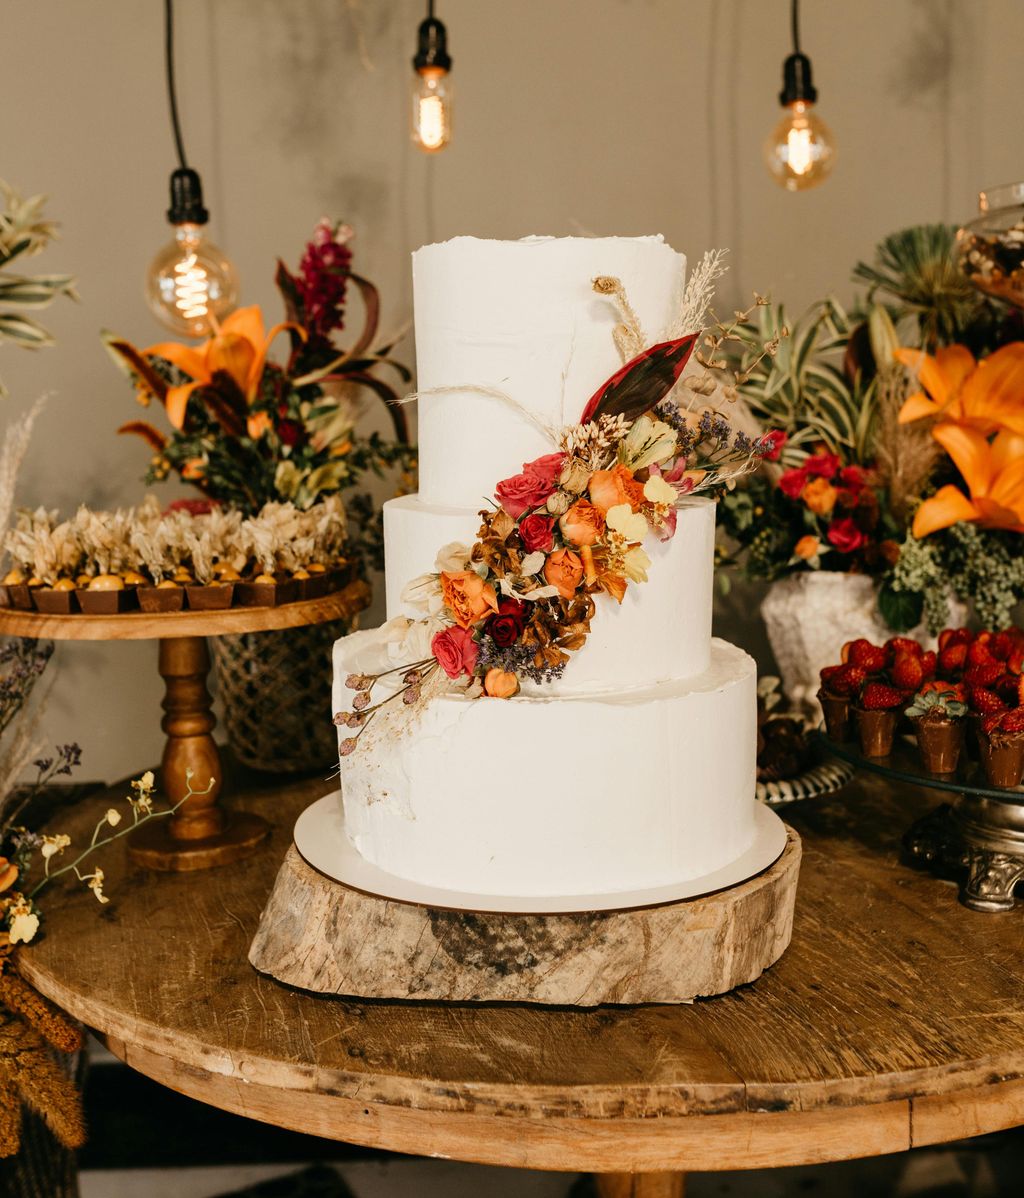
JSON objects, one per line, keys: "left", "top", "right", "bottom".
{"left": 816, "top": 729, "right": 1024, "bottom": 913}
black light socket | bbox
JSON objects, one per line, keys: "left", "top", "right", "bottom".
{"left": 779, "top": 52, "right": 817, "bottom": 106}
{"left": 413, "top": 16, "right": 451, "bottom": 74}
{"left": 167, "top": 167, "right": 209, "bottom": 226}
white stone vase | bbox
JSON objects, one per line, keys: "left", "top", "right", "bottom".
{"left": 760, "top": 572, "right": 963, "bottom": 716}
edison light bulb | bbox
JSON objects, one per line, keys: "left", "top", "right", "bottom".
{"left": 765, "top": 100, "right": 836, "bottom": 191}
{"left": 146, "top": 223, "right": 239, "bottom": 337}
{"left": 412, "top": 67, "right": 452, "bottom": 153}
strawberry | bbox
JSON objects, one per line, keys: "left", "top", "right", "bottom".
{"left": 938, "top": 628, "right": 972, "bottom": 651}
{"left": 970, "top": 686, "right": 1008, "bottom": 716}
{"left": 890, "top": 654, "right": 924, "bottom": 692}
{"left": 982, "top": 712, "right": 1003, "bottom": 736}
{"left": 1008, "top": 644, "right": 1024, "bottom": 676}
{"left": 843, "top": 639, "right": 888, "bottom": 672}
{"left": 820, "top": 664, "right": 843, "bottom": 686}
{"left": 995, "top": 674, "right": 1022, "bottom": 706}
{"left": 920, "top": 679, "right": 968, "bottom": 703}
{"left": 885, "top": 636, "right": 923, "bottom": 660}
{"left": 968, "top": 637, "right": 997, "bottom": 667}
{"left": 939, "top": 643, "right": 968, "bottom": 677}
{"left": 920, "top": 649, "right": 937, "bottom": 679}
{"left": 1001, "top": 709, "right": 1024, "bottom": 733}
{"left": 841, "top": 638, "right": 873, "bottom": 664}
{"left": 963, "top": 661, "right": 1003, "bottom": 688}
{"left": 860, "top": 682, "right": 903, "bottom": 710}
{"left": 827, "top": 664, "right": 867, "bottom": 697}
{"left": 991, "top": 630, "right": 1015, "bottom": 662}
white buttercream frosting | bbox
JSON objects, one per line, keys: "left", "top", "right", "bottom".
{"left": 413, "top": 235, "right": 686, "bottom": 509}
{"left": 333, "top": 636, "right": 757, "bottom": 897}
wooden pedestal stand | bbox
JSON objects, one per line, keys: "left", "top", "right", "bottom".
{"left": 250, "top": 829, "right": 801, "bottom": 1005}
{"left": 0, "top": 582, "right": 368, "bottom": 872}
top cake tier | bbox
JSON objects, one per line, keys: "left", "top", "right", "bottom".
{"left": 413, "top": 235, "right": 687, "bottom": 509}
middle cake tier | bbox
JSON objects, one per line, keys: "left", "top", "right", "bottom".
{"left": 384, "top": 493, "right": 716, "bottom": 695}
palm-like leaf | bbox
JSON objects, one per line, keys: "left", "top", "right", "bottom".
{"left": 852, "top": 224, "right": 982, "bottom": 350}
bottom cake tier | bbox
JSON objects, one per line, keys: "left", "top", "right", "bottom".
{"left": 332, "top": 637, "right": 758, "bottom": 898}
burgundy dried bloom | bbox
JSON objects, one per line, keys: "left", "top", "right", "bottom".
{"left": 296, "top": 218, "right": 354, "bottom": 342}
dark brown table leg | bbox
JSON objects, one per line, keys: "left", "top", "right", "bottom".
{"left": 594, "top": 1175, "right": 685, "bottom": 1198}
{"left": 128, "top": 636, "right": 269, "bottom": 871}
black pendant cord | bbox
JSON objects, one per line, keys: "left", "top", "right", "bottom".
{"left": 427, "top": 0, "right": 435, "bottom": 18}
{"left": 165, "top": 0, "right": 189, "bottom": 171}
{"left": 791, "top": 0, "right": 801, "bottom": 54}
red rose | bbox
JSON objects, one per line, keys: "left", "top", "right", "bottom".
{"left": 523, "top": 452, "right": 565, "bottom": 487}
{"left": 778, "top": 467, "right": 809, "bottom": 499}
{"left": 759, "top": 430, "right": 787, "bottom": 461}
{"left": 519, "top": 513, "right": 554, "bottom": 552}
{"left": 495, "top": 472, "right": 553, "bottom": 519}
{"left": 485, "top": 599, "right": 527, "bottom": 647}
{"left": 431, "top": 626, "right": 479, "bottom": 678}
{"left": 827, "top": 517, "right": 867, "bottom": 554}
{"left": 277, "top": 420, "right": 305, "bottom": 448}
{"left": 805, "top": 451, "right": 841, "bottom": 479}
{"left": 839, "top": 464, "right": 869, "bottom": 490}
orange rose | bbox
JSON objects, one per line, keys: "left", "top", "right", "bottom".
{"left": 559, "top": 499, "right": 605, "bottom": 547}
{"left": 247, "top": 411, "right": 272, "bottom": 439}
{"left": 802, "top": 476, "right": 837, "bottom": 516}
{"left": 440, "top": 570, "right": 499, "bottom": 629}
{"left": 483, "top": 668, "right": 520, "bottom": 698}
{"left": 794, "top": 534, "right": 820, "bottom": 560}
{"left": 588, "top": 464, "right": 645, "bottom": 514}
{"left": 543, "top": 548, "right": 584, "bottom": 598}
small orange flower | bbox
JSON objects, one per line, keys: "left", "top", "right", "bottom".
{"left": 588, "top": 464, "right": 645, "bottom": 515}
{"left": 802, "top": 477, "right": 837, "bottom": 516}
{"left": 247, "top": 410, "right": 272, "bottom": 440}
{"left": 543, "top": 548, "right": 584, "bottom": 598}
{"left": 180, "top": 458, "right": 206, "bottom": 480}
{"left": 793, "top": 534, "right": 820, "bottom": 560}
{"left": 0, "top": 859, "right": 18, "bottom": 894}
{"left": 440, "top": 571, "right": 499, "bottom": 629}
{"left": 483, "top": 668, "right": 520, "bottom": 698}
{"left": 559, "top": 499, "right": 605, "bottom": 547}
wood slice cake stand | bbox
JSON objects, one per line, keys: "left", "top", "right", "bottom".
{"left": 249, "top": 799, "right": 801, "bottom": 1006}
{"left": 0, "top": 581, "right": 368, "bottom": 872}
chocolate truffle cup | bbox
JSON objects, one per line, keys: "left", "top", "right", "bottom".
{"left": 32, "top": 587, "right": 78, "bottom": 615}
{"left": 77, "top": 589, "right": 128, "bottom": 614}
{"left": 914, "top": 717, "right": 964, "bottom": 775}
{"left": 138, "top": 585, "right": 185, "bottom": 613}
{"left": 185, "top": 582, "right": 235, "bottom": 611}
{"left": 854, "top": 706, "right": 899, "bottom": 758}
{"left": 6, "top": 583, "right": 32, "bottom": 611}
{"left": 978, "top": 730, "right": 1024, "bottom": 789}
{"left": 817, "top": 689, "right": 850, "bottom": 741}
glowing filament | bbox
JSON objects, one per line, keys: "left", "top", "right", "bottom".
{"left": 417, "top": 94, "right": 447, "bottom": 151}
{"left": 786, "top": 126, "right": 813, "bottom": 175}
{"left": 174, "top": 252, "right": 210, "bottom": 321}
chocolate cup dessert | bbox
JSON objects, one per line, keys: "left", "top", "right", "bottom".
{"left": 817, "top": 689, "right": 850, "bottom": 741}
{"left": 854, "top": 706, "right": 899, "bottom": 758}
{"left": 32, "top": 588, "right": 78, "bottom": 615}
{"left": 978, "top": 729, "right": 1024, "bottom": 789}
{"left": 235, "top": 577, "right": 299, "bottom": 608}
{"left": 138, "top": 585, "right": 185, "bottom": 613}
{"left": 913, "top": 716, "right": 965, "bottom": 775}
{"left": 298, "top": 572, "right": 331, "bottom": 601}
{"left": 6, "top": 584, "right": 32, "bottom": 611}
{"left": 185, "top": 583, "right": 235, "bottom": 611}
{"left": 77, "top": 589, "right": 127, "bottom": 615}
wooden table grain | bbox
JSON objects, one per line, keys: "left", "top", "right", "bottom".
{"left": 18, "top": 767, "right": 1024, "bottom": 1195}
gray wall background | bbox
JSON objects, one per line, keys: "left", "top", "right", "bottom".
{"left": 3, "top": 0, "right": 1021, "bottom": 783}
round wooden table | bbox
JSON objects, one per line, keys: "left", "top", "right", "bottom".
{"left": 19, "top": 767, "right": 1024, "bottom": 1198}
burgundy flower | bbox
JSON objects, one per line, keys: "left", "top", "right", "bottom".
{"left": 827, "top": 517, "right": 867, "bottom": 554}
{"left": 805, "top": 451, "right": 841, "bottom": 479}
{"left": 296, "top": 218, "right": 354, "bottom": 341}
{"left": 839, "top": 464, "right": 870, "bottom": 491}
{"left": 431, "top": 626, "right": 478, "bottom": 679}
{"left": 277, "top": 420, "right": 305, "bottom": 448}
{"left": 485, "top": 599, "right": 527, "bottom": 648}
{"left": 519, "top": 513, "right": 555, "bottom": 552}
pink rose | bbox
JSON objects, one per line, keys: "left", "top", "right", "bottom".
{"left": 806, "top": 451, "right": 841, "bottom": 479}
{"left": 431, "top": 626, "right": 479, "bottom": 678}
{"left": 826, "top": 517, "right": 867, "bottom": 554}
{"left": 523, "top": 452, "right": 565, "bottom": 487}
{"left": 778, "top": 467, "right": 809, "bottom": 500}
{"left": 494, "top": 453, "right": 565, "bottom": 518}
{"left": 519, "top": 513, "right": 554, "bottom": 552}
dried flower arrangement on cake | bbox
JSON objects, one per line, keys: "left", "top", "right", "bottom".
{"left": 335, "top": 263, "right": 784, "bottom": 749}
{"left": 104, "top": 219, "right": 416, "bottom": 565}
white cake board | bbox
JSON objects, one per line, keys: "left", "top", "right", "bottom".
{"left": 293, "top": 790, "right": 788, "bottom": 915}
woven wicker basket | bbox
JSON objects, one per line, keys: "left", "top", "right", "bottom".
{"left": 210, "top": 617, "right": 356, "bottom": 775}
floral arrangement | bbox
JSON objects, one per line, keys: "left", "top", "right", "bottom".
{"left": 105, "top": 219, "right": 416, "bottom": 565}
{"left": 1, "top": 494, "right": 349, "bottom": 611}
{"left": 719, "top": 224, "right": 1024, "bottom": 632}
{"left": 0, "top": 181, "right": 76, "bottom": 397}
{"left": 817, "top": 626, "right": 1024, "bottom": 784}
{"left": 334, "top": 266, "right": 783, "bottom": 750}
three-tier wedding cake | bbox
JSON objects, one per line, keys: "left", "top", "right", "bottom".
{"left": 330, "top": 235, "right": 759, "bottom": 900}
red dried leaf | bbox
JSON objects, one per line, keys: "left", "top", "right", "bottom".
{"left": 579, "top": 335, "right": 698, "bottom": 425}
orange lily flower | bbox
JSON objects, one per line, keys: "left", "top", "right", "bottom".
{"left": 913, "top": 424, "right": 1024, "bottom": 537}
{"left": 895, "top": 342, "right": 1024, "bottom": 435}
{"left": 145, "top": 306, "right": 300, "bottom": 431}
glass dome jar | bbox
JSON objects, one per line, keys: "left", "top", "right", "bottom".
{"left": 957, "top": 181, "right": 1024, "bottom": 308}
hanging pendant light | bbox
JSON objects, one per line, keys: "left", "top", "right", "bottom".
{"left": 411, "top": 0, "right": 452, "bottom": 153}
{"left": 764, "top": 0, "right": 836, "bottom": 191}
{"left": 145, "top": 0, "right": 239, "bottom": 336}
